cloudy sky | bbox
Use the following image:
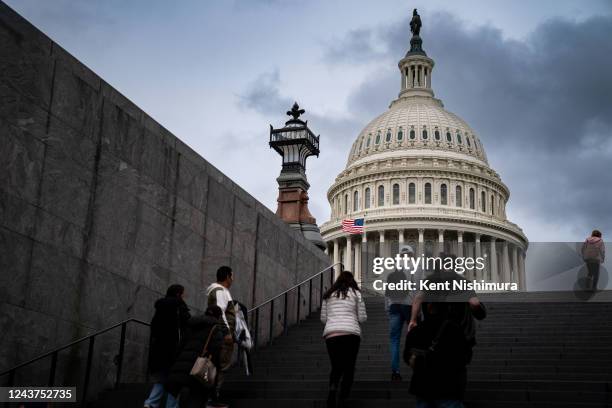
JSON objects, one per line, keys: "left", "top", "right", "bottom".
{"left": 8, "top": 0, "right": 612, "bottom": 242}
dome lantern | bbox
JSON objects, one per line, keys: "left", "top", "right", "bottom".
{"left": 398, "top": 9, "right": 435, "bottom": 99}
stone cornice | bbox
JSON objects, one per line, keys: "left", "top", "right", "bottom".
{"left": 327, "top": 165, "right": 509, "bottom": 200}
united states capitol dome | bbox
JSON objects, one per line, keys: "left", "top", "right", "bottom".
{"left": 320, "top": 9, "right": 528, "bottom": 290}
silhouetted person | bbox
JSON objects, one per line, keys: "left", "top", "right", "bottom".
{"left": 144, "top": 284, "right": 190, "bottom": 408}
{"left": 406, "top": 254, "right": 486, "bottom": 407}
{"left": 321, "top": 271, "right": 367, "bottom": 408}
{"left": 582, "top": 230, "right": 605, "bottom": 291}
{"left": 206, "top": 266, "right": 236, "bottom": 405}
{"left": 165, "top": 305, "right": 229, "bottom": 408}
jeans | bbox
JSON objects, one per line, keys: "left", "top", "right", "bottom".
{"left": 144, "top": 382, "right": 178, "bottom": 408}
{"left": 416, "top": 399, "right": 464, "bottom": 408}
{"left": 586, "top": 261, "right": 600, "bottom": 290}
{"left": 389, "top": 304, "right": 411, "bottom": 373}
{"left": 325, "top": 334, "right": 361, "bottom": 399}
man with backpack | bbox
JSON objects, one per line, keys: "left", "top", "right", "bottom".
{"left": 206, "top": 266, "right": 237, "bottom": 406}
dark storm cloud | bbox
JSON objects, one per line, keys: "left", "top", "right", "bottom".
{"left": 323, "top": 28, "right": 385, "bottom": 64}
{"left": 239, "top": 68, "right": 363, "bottom": 152}
{"left": 238, "top": 69, "right": 292, "bottom": 116}
{"left": 328, "top": 12, "right": 612, "bottom": 240}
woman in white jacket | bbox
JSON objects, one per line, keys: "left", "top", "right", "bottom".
{"left": 320, "top": 271, "right": 367, "bottom": 408}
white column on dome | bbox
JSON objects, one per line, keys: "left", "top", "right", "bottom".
{"left": 379, "top": 230, "right": 386, "bottom": 258}
{"left": 502, "top": 241, "right": 511, "bottom": 284}
{"left": 512, "top": 244, "right": 519, "bottom": 285}
{"left": 418, "top": 228, "right": 425, "bottom": 257}
{"left": 457, "top": 231, "right": 464, "bottom": 258}
{"left": 489, "top": 238, "right": 498, "bottom": 283}
{"left": 333, "top": 239, "right": 340, "bottom": 278}
{"left": 346, "top": 236, "right": 353, "bottom": 273}
{"left": 398, "top": 229, "right": 405, "bottom": 246}
{"left": 474, "top": 234, "right": 481, "bottom": 280}
{"left": 518, "top": 248, "right": 526, "bottom": 290}
{"left": 355, "top": 240, "right": 362, "bottom": 284}
{"left": 362, "top": 234, "right": 368, "bottom": 284}
{"left": 437, "top": 229, "right": 445, "bottom": 255}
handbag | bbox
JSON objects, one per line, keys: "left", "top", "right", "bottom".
{"left": 189, "top": 325, "right": 218, "bottom": 388}
{"left": 408, "top": 320, "right": 449, "bottom": 370}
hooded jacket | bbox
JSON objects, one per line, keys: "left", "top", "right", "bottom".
{"left": 582, "top": 236, "right": 605, "bottom": 263}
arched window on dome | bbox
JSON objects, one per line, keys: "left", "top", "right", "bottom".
{"left": 410, "top": 130, "right": 416, "bottom": 140}
{"left": 491, "top": 194, "right": 495, "bottom": 215}
{"left": 425, "top": 183, "right": 432, "bottom": 204}
{"left": 481, "top": 191, "right": 486, "bottom": 213}
{"left": 353, "top": 191, "right": 359, "bottom": 212}
{"left": 344, "top": 194, "right": 349, "bottom": 214}
{"left": 469, "top": 188, "right": 475, "bottom": 209}
{"left": 422, "top": 129, "right": 428, "bottom": 140}
{"left": 398, "top": 128, "right": 404, "bottom": 141}
{"left": 365, "top": 188, "right": 371, "bottom": 209}
{"left": 366, "top": 135, "right": 371, "bottom": 147}
{"left": 392, "top": 183, "right": 400, "bottom": 205}
{"left": 378, "top": 185, "right": 385, "bottom": 206}
{"left": 386, "top": 129, "right": 392, "bottom": 142}
{"left": 434, "top": 130, "right": 441, "bottom": 141}
{"left": 375, "top": 131, "right": 381, "bottom": 144}
{"left": 408, "top": 182, "right": 416, "bottom": 204}
{"left": 470, "top": 188, "right": 476, "bottom": 210}
{"left": 466, "top": 135, "right": 471, "bottom": 147}
{"left": 456, "top": 185, "right": 463, "bottom": 207}
{"left": 446, "top": 132, "right": 452, "bottom": 143}
{"left": 358, "top": 139, "right": 363, "bottom": 152}
{"left": 457, "top": 133, "right": 463, "bottom": 144}
{"left": 440, "top": 183, "right": 448, "bottom": 205}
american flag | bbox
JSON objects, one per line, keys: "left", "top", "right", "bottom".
{"left": 341, "top": 218, "right": 365, "bottom": 234}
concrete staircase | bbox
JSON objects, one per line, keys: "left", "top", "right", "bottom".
{"left": 92, "top": 294, "right": 612, "bottom": 407}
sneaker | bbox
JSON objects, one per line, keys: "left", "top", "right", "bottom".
{"left": 391, "top": 372, "right": 402, "bottom": 381}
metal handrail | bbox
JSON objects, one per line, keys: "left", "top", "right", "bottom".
{"left": 0, "top": 318, "right": 150, "bottom": 406}
{"left": 248, "top": 263, "right": 341, "bottom": 312}
{"left": 0, "top": 318, "right": 149, "bottom": 377}
{"left": 247, "top": 262, "right": 342, "bottom": 349}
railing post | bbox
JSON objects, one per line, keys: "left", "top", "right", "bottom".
{"left": 115, "top": 322, "right": 127, "bottom": 389}
{"left": 48, "top": 351, "right": 58, "bottom": 386}
{"left": 268, "top": 300, "right": 274, "bottom": 345}
{"left": 81, "top": 337, "right": 95, "bottom": 406}
{"left": 254, "top": 309, "right": 260, "bottom": 350}
{"left": 296, "top": 285, "right": 301, "bottom": 325}
{"left": 320, "top": 273, "right": 324, "bottom": 308}
{"left": 283, "top": 292, "right": 288, "bottom": 335}
{"left": 308, "top": 279, "right": 313, "bottom": 316}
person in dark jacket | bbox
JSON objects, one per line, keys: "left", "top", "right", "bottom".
{"left": 165, "top": 305, "right": 228, "bottom": 408}
{"left": 404, "top": 303, "right": 470, "bottom": 408}
{"left": 144, "top": 284, "right": 191, "bottom": 408}
{"left": 405, "top": 254, "right": 486, "bottom": 408}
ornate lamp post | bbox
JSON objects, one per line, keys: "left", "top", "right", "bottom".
{"left": 269, "top": 102, "right": 325, "bottom": 250}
